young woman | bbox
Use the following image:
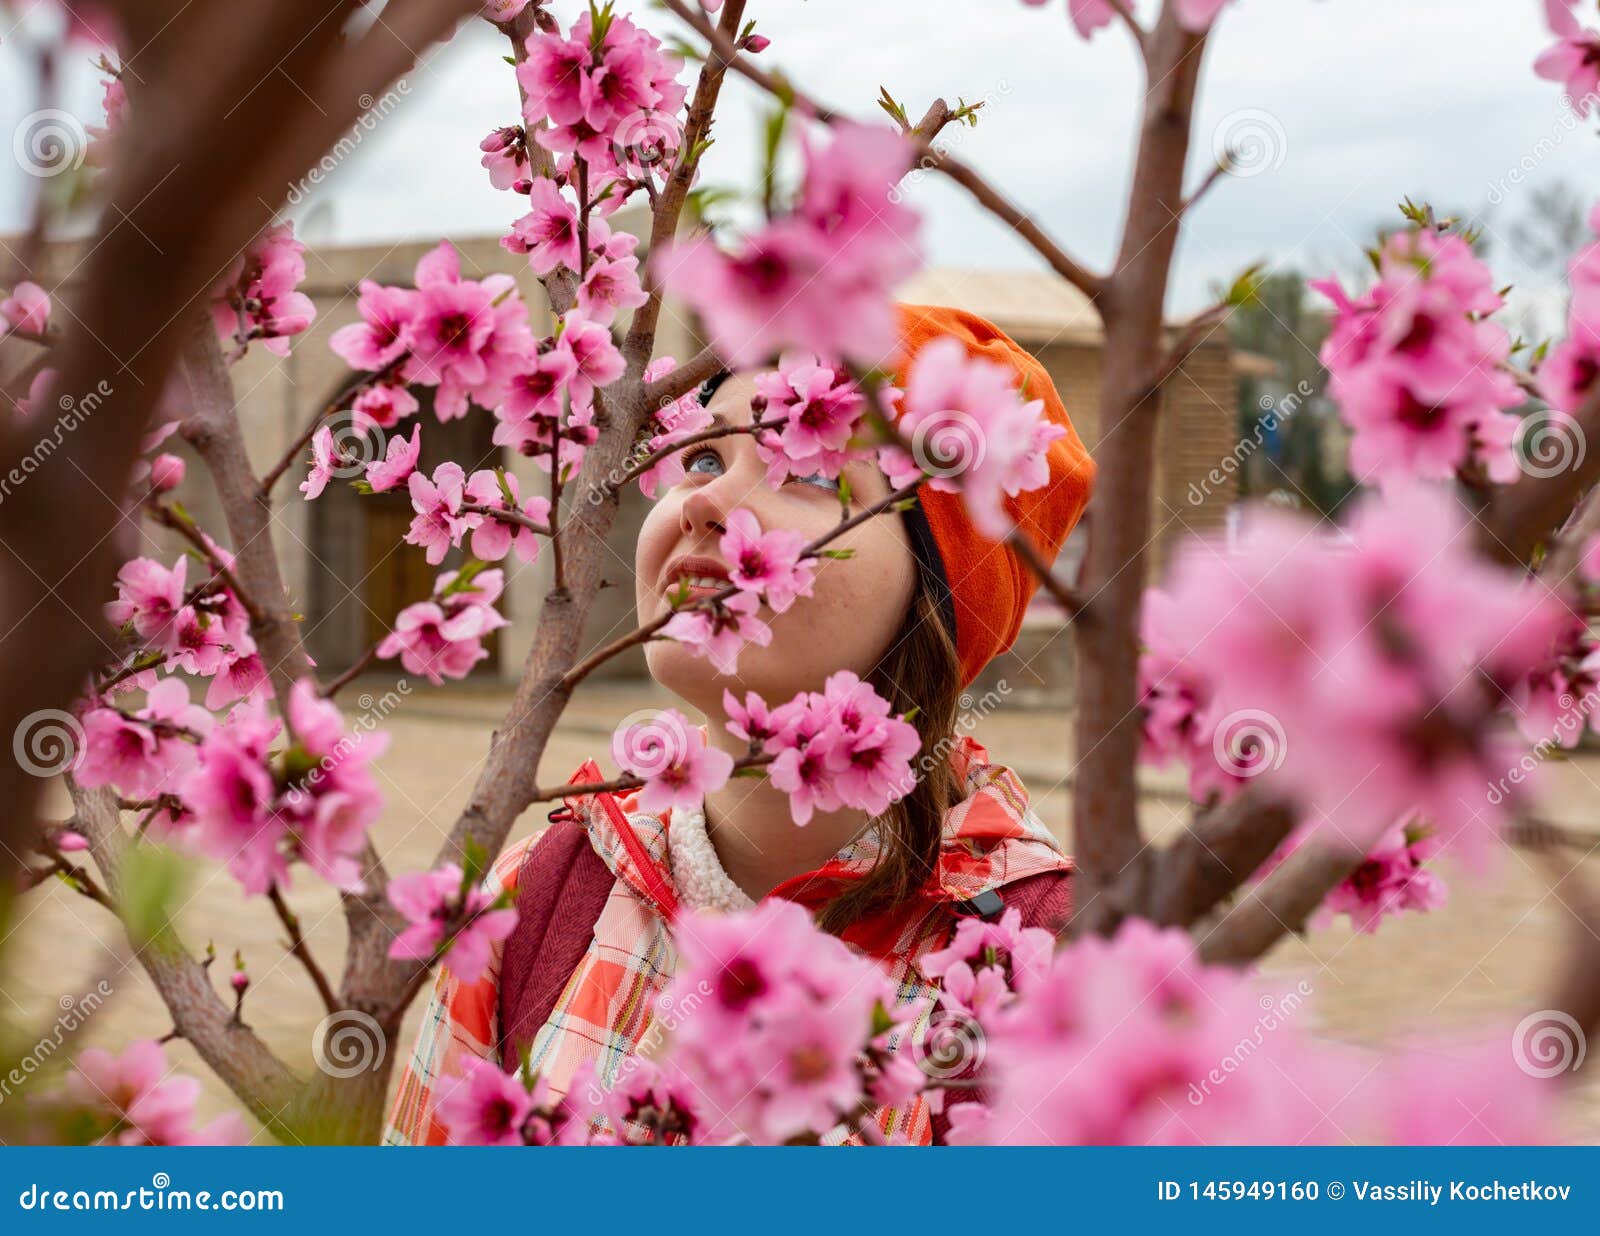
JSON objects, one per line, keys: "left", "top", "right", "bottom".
{"left": 384, "top": 302, "right": 1096, "bottom": 1146}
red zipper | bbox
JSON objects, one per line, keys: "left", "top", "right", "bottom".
{"left": 596, "top": 790, "right": 681, "bottom": 921}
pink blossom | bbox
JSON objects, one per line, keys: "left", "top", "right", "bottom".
{"left": 387, "top": 861, "right": 518, "bottom": 982}
{"left": 585, "top": 1056, "right": 701, "bottom": 1145}
{"left": 1149, "top": 486, "right": 1569, "bottom": 862}
{"left": 577, "top": 249, "right": 647, "bottom": 325}
{"left": 212, "top": 223, "right": 316, "bottom": 357}
{"left": 405, "top": 462, "right": 476, "bottom": 565}
{"left": 351, "top": 382, "right": 420, "bottom": 431}
{"left": 377, "top": 567, "right": 508, "bottom": 684}
{"left": 667, "top": 900, "right": 893, "bottom": 1144}
{"left": 68, "top": 1039, "right": 244, "bottom": 1145}
{"left": 479, "top": 124, "right": 529, "bottom": 190}
{"left": 1, "top": 280, "right": 51, "bottom": 337}
{"left": 611, "top": 707, "right": 735, "bottom": 814}
{"left": 482, "top": 0, "right": 531, "bottom": 23}
{"left": 1312, "top": 227, "right": 1523, "bottom": 489}
{"left": 205, "top": 650, "right": 270, "bottom": 711}
{"left": 183, "top": 681, "right": 385, "bottom": 895}
{"left": 1537, "top": 0, "right": 1600, "bottom": 116}
{"left": 517, "top": 10, "right": 686, "bottom": 195}
{"left": 556, "top": 310, "right": 625, "bottom": 404}
{"left": 1322, "top": 823, "right": 1448, "bottom": 934}
{"left": 504, "top": 176, "right": 581, "bottom": 274}
{"left": 300, "top": 425, "right": 338, "bottom": 500}
{"left": 1345, "top": 1031, "right": 1565, "bottom": 1144}
{"left": 899, "top": 334, "right": 1066, "bottom": 539}
{"left": 660, "top": 587, "right": 773, "bottom": 675}
{"left": 720, "top": 508, "right": 814, "bottom": 613}
{"left": 365, "top": 422, "right": 423, "bottom": 493}
{"left": 437, "top": 1055, "right": 535, "bottom": 1146}
{"left": 463, "top": 470, "right": 550, "bottom": 563}
{"left": 106, "top": 556, "right": 187, "bottom": 645}
{"left": 330, "top": 280, "right": 417, "bottom": 371}
{"left": 760, "top": 674, "right": 918, "bottom": 826}
{"left": 751, "top": 356, "right": 866, "bottom": 485}
{"left": 722, "top": 687, "right": 798, "bottom": 749}
{"left": 75, "top": 678, "right": 211, "bottom": 800}
{"left": 658, "top": 122, "right": 919, "bottom": 367}
{"left": 1174, "top": 0, "right": 1233, "bottom": 32}
{"left": 963, "top": 919, "right": 1343, "bottom": 1145}
{"left": 148, "top": 453, "right": 185, "bottom": 492}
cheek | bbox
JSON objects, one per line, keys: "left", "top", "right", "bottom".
{"left": 635, "top": 501, "right": 678, "bottom": 613}
{"left": 767, "top": 520, "right": 917, "bottom": 668}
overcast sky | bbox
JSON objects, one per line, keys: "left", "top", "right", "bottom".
{"left": 3, "top": 0, "right": 1596, "bottom": 318}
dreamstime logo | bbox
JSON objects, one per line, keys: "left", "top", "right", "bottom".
{"left": 1189, "top": 982, "right": 1314, "bottom": 1106}
{"left": 1211, "top": 709, "right": 1286, "bottom": 780}
{"left": 611, "top": 708, "right": 694, "bottom": 777}
{"left": 0, "top": 377, "right": 116, "bottom": 506}
{"left": 311, "top": 1009, "right": 385, "bottom": 1078}
{"left": 611, "top": 109, "right": 683, "bottom": 180}
{"left": 1189, "top": 380, "right": 1316, "bottom": 507}
{"left": 1485, "top": 91, "right": 1600, "bottom": 206}
{"left": 1511, "top": 1009, "right": 1586, "bottom": 1078}
{"left": 287, "top": 81, "right": 411, "bottom": 205}
{"left": 14, "top": 108, "right": 87, "bottom": 177}
{"left": 911, "top": 409, "right": 986, "bottom": 480}
{"left": 0, "top": 979, "right": 114, "bottom": 1106}
{"left": 13, "top": 709, "right": 83, "bottom": 777}
{"left": 1212, "top": 108, "right": 1287, "bottom": 179}
{"left": 914, "top": 680, "right": 1011, "bottom": 780}
{"left": 1516, "top": 409, "right": 1586, "bottom": 479}
{"left": 911, "top": 1009, "right": 986, "bottom": 1081}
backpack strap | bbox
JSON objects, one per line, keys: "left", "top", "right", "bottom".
{"left": 929, "top": 868, "right": 1072, "bottom": 1144}
{"left": 497, "top": 812, "right": 616, "bottom": 1073}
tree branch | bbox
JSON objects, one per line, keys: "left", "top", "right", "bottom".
{"left": 656, "top": 0, "right": 1107, "bottom": 302}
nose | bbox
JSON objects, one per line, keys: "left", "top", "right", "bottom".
{"left": 678, "top": 469, "right": 734, "bottom": 539}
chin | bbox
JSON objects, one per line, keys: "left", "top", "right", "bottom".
{"left": 643, "top": 642, "right": 735, "bottom": 714}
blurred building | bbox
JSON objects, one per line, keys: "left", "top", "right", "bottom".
{"left": 19, "top": 226, "right": 1240, "bottom": 706}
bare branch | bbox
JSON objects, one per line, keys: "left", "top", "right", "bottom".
{"left": 267, "top": 885, "right": 339, "bottom": 1017}
{"left": 69, "top": 779, "right": 302, "bottom": 1130}
{"left": 656, "top": 0, "right": 1107, "bottom": 302}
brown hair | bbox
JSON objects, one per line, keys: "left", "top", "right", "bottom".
{"left": 814, "top": 563, "right": 964, "bottom": 935}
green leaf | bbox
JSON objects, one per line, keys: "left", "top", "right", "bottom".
{"left": 438, "top": 558, "right": 489, "bottom": 598}
{"left": 732, "top": 765, "right": 769, "bottom": 780}
{"left": 876, "top": 86, "right": 909, "bottom": 129}
{"left": 460, "top": 836, "right": 490, "bottom": 889}
{"left": 1224, "top": 263, "right": 1266, "bottom": 308}
{"left": 121, "top": 843, "right": 191, "bottom": 947}
{"left": 495, "top": 467, "right": 517, "bottom": 506}
{"left": 816, "top": 548, "right": 856, "bottom": 559}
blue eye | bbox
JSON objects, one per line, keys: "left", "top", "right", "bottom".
{"left": 788, "top": 471, "right": 840, "bottom": 492}
{"left": 683, "top": 448, "right": 724, "bottom": 477}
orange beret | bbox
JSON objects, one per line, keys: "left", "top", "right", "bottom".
{"left": 888, "top": 303, "right": 1096, "bottom": 688}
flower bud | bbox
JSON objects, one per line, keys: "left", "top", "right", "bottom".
{"left": 149, "top": 453, "right": 186, "bottom": 492}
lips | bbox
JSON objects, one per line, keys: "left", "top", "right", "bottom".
{"left": 661, "top": 553, "right": 732, "bottom": 597}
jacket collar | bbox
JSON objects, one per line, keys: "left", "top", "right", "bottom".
{"left": 552, "top": 733, "right": 1070, "bottom": 925}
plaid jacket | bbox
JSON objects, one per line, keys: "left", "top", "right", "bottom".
{"left": 382, "top": 734, "right": 1070, "bottom": 1146}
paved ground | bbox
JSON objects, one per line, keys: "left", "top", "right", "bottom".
{"left": 6, "top": 675, "right": 1600, "bottom": 1142}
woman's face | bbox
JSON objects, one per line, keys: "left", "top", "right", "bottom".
{"left": 635, "top": 372, "right": 919, "bottom": 716}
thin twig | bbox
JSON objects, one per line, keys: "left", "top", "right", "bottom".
{"left": 658, "top": 0, "right": 1107, "bottom": 302}
{"left": 267, "top": 884, "right": 339, "bottom": 1016}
